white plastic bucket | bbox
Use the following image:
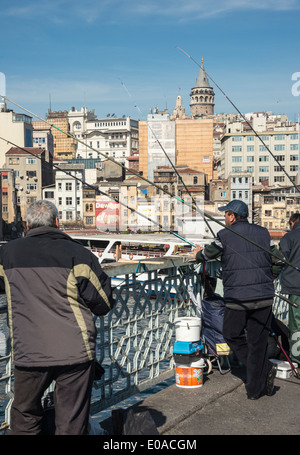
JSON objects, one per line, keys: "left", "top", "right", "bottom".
{"left": 174, "top": 317, "right": 201, "bottom": 342}
{"left": 175, "top": 358, "right": 205, "bottom": 388}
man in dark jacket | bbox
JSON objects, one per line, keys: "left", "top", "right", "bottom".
{"left": 0, "top": 200, "right": 115, "bottom": 435}
{"left": 194, "top": 200, "right": 278, "bottom": 399}
{"left": 279, "top": 213, "right": 300, "bottom": 365}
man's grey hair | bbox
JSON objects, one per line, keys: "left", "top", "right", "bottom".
{"left": 26, "top": 200, "right": 59, "bottom": 229}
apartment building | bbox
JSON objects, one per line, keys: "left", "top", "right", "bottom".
{"left": 69, "top": 109, "right": 138, "bottom": 166}
{"left": 5, "top": 147, "right": 52, "bottom": 221}
{"left": 253, "top": 185, "right": 300, "bottom": 231}
{"left": 219, "top": 119, "right": 299, "bottom": 186}
{"left": 0, "top": 109, "right": 33, "bottom": 166}
{"left": 55, "top": 162, "right": 84, "bottom": 226}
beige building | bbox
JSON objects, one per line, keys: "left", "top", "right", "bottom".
{"left": 0, "top": 110, "right": 33, "bottom": 167}
{"left": 253, "top": 185, "right": 300, "bottom": 231}
{"left": 138, "top": 115, "right": 214, "bottom": 182}
{"left": 1, "top": 169, "right": 17, "bottom": 225}
{"left": 33, "top": 110, "right": 76, "bottom": 160}
{"left": 5, "top": 147, "right": 52, "bottom": 221}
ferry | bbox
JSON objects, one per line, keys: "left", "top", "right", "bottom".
{"left": 65, "top": 231, "right": 211, "bottom": 294}
{"left": 65, "top": 231, "right": 209, "bottom": 263}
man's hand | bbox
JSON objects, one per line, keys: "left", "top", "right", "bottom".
{"left": 193, "top": 245, "right": 203, "bottom": 258}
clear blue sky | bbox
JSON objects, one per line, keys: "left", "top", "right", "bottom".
{"left": 1, "top": 0, "right": 300, "bottom": 122}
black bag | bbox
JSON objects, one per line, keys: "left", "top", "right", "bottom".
{"left": 112, "top": 408, "right": 159, "bottom": 435}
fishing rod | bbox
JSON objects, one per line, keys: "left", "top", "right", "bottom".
{"left": 176, "top": 46, "right": 300, "bottom": 194}
{"left": 1, "top": 95, "right": 300, "bottom": 273}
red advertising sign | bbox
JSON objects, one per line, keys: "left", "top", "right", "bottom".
{"left": 95, "top": 196, "right": 119, "bottom": 231}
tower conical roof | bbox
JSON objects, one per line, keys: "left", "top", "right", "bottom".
{"left": 195, "top": 57, "right": 211, "bottom": 88}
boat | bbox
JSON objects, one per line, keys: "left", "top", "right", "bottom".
{"left": 65, "top": 231, "right": 211, "bottom": 295}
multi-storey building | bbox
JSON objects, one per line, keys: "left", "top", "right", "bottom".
{"left": 0, "top": 169, "right": 18, "bottom": 227}
{"left": 5, "top": 147, "right": 52, "bottom": 221}
{"left": 55, "top": 162, "right": 84, "bottom": 226}
{"left": 70, "top": 110, "right": 138, "bottom": 166}
{"left": 219, "top": 117, "right": 299, "bottom": 186}
{"left": 0, "top": 108, "right": 33, "bottom": 167}
{"left": 138, "top": 110, "right": 214, "bottom": 182}
{"left": 33, "top": 110, "right": 77, "bottom": 160}
{"left": 253, "top": 185, "right": 300, "bottom": 231}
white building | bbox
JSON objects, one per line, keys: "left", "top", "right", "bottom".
{"left": 68, "top": 107, "right": 138, "bottom": 167}
{"left": 55, "top": 162, "right": 84, "bottom": 225}
{"left": 219, "top": 126, "right": 299, "bottom": 187}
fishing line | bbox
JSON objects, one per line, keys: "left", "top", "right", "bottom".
{"left": 1, "top": 95, "right": 300, "bottom": 272}
{"left": 176, "top": 46, "right": 300, "bottom": 193}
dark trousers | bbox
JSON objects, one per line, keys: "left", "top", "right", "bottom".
{"left": 10, "top": 360, "right": 95, "bottom": 435}
{"left": 223, "top": 305, "right": 272, "bottom": 398}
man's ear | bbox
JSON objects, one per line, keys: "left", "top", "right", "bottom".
{"left": 55, "top": 217, "right": 59, "bottom": 228}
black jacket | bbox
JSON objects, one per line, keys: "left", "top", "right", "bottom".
{"left": 0, "top": 227, "right": 115, "bottom": 367}
{"left": 279, "top": 224, "right": 300, "bottom": 295}
{"left": 197, "top": 219, "right": 278, "bottom": 309}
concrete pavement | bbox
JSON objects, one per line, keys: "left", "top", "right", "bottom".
{"left": 101, "top": 363, "right": 300, "bottom": 436}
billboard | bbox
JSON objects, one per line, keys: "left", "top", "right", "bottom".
{"left": 95, "top": 196, "right": 119, "bottom": 231}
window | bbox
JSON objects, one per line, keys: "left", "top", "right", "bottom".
{"left": 26, "top": 158, "right": 36, "bottom": 165}
{"left": 232, "top": 156, "right": 242, "bottom": 162}
{"left": 247, "top": 146, "right": 254, "bottom": 152}
{"left": 290, "top": 144, "right": 298, "bottom": 150}
{"left": 232, "top": 167, "right": 242, "bottom": 172}
{"left": 193, "top": 176, "right": 198, "bottom": 184}
{"left": 290, "top": 165, "right": 298, "bottom": 172}
{"left": 66, "top": 183, "right": 72, "bottom": 191}
{"left": 247, "top": 166, "right": 254, "bottom": 172}
{"left": 247, "top": 136, "right": 254, "bottom": 141}
{"left": 86, "top": 216, "right": 94, "bottom": 225}
{"left": 58, "top": 197, "right": 62, "bottom": 205}
{"left": 259, "top": 156, "right": 269, "bottom": 162}
{"left": 274, "top": 134, "right": 285, "bottom": 140}
{"left": 290, "top": 154, "right": 298, "bottom": 161}
{"left": 26, "top": 171, "right": 37, "bottom": 178}
{"left": 66, "top": 197, "right": 72, "bottom": 205}
{"left": 232, "top": 146, "right": 242, "bottom": 152}
{"left": 26, "top": 184, "right": 37, "bottom": 191}
{"left": 232, "top": 136, "right": 242, "bottom": 141}
{"left": 66, "top": 211, "right": 73, "bottom": 220}
{"left": 260, "top": 135, "right": 269, "bottom": 141}
{"left": 259, "top": 166, "right": 269, "bottom": 172}
{"left": 290, "top": 134, "right": 298, "bottom": 140}
{"left": 247, "top": 156, "right": 254, "bottom": 162}
{"left": 44, "top": 191, "right": 54, "bottom": 199}
{"left": 274, "top": 145, "right": 285, "bottom": 151}
{"left": 259, "top": 145, "right": 268, "bottom": 151}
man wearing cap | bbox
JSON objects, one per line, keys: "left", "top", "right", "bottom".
{"left": 194, "top": 200, "right": 279, "bottom": 400}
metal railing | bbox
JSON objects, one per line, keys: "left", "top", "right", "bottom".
{"left": 0, "top": 255, "right": 289, "bottom": 431}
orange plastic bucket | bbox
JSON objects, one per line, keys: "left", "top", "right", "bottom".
{"left": 175, "top": 359, "right": 204, "bottom": 388}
